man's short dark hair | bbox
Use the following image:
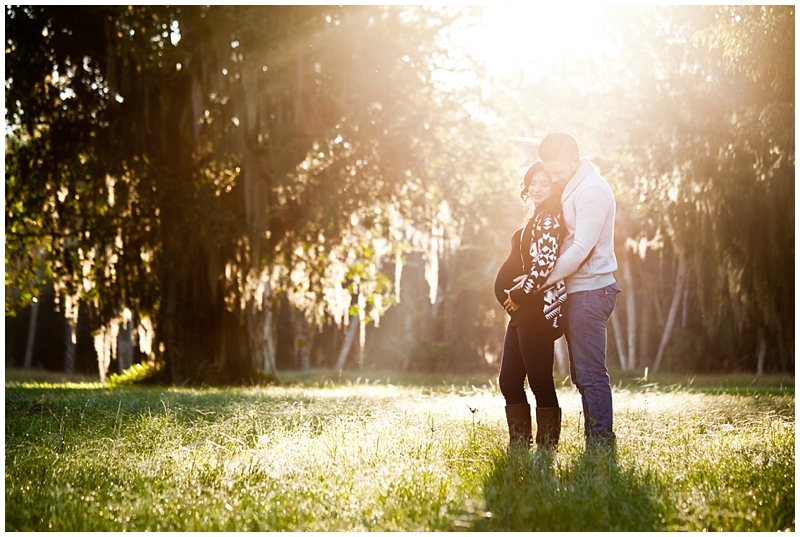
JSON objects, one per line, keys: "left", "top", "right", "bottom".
{"left": 538, "top": 132, "right": 580, "bottom": 161}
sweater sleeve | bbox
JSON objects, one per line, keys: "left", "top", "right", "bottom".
{"left": 545, "top": 186, "right": 610, "bottom": 286}
{"left": 509, "top": 214, "right": 561, "bottom": 305}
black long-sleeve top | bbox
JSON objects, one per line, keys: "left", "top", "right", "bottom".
{"left": 494, "top": 205, "right": 567, "bottom": 328}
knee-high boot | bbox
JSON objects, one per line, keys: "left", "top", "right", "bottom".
{"left": 535, "top": 407, "right": 562, "bottom": 450}
{"left": 505, "top": 403, "right": 532, "bottom": 448}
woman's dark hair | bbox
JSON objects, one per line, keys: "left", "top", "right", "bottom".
{"left": 519, "top": 161, "right": 564, "bottom": 213}
{"left": 519, "top": 161, "right": 544, "bottom": 203}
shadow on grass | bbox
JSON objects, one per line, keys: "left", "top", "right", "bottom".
{"left": 472, "top": 444, "right": 667, "bottom": 531}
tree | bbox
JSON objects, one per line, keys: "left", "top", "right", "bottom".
{"left": 611, "top": 6, "right": 794, "bottom": 372}
{"left": 6, "top": 6, "right": 488, "bottom": 383}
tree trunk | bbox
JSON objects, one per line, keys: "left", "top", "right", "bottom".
{"left": 117, "top": 314, "right": 134, "bottom": 373}
{"left": 153, "top": 53, "right": 257, "bottom": 385}
{"left": 61, "top": 293, "right": 79, "bottom": 374}
{"left": 23, "top": 299, "right": 40, "bottom": 370}
{"left": 159, "top": 251, "right": 215, "bottom": 384}
{"left": 358, "top": 318, "right": 366, "bottom": 370}
{"left": 652, "top": 256, "right": 688, "bottom": 372}
{"left": 264, "top": 308, "right": 278, "bottom": 374}
{"left": 622, "top": 256, "right": 637, "bottom": 370}
{"left": 610, "top": 308, "right": 628, "bottom": 369}
{"left": 436, "top": 256, "right": 457, "bottom": 361}
{"left": 400, "top": 307, "right": 415, "bottom": 372}
{"left": 246, "top": 293, "right": 278, "bottom": 377}
{"left": 639, "top": 293, "right": 653, "bottom": 369}
{"left": 554, "top": 335, "right": 569, "bottom": 375}
{"left": 680, "top": 271, "right": 690, "bottom": 328}
{"left": 756, "top": 328, "right": 767, "bottom": 377}
{"left": 293, "top": 307, "right": 311, "bottom": 371}
{"left": 64, "top": 317, "right": 77, "bottom": 375}
{"left": 335, "top": 314, "right": 359, "bottom": 372}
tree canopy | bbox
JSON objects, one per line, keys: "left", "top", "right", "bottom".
{"left": 6, "top": 5, "right": 508, "bottom": 383}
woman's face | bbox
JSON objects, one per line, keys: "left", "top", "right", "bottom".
{"left": 528, "top": 171, "right": 554, "bottom": 206}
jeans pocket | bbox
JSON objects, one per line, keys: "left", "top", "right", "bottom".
{"left": 601, "top": 290, "right": 618, "bottom": 317}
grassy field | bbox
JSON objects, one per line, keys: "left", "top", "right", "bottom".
{"left": 4, "top": 368, "right": 795, "bottom": 531}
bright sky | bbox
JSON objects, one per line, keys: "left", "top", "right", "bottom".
{"left": 460, "top": 4, "right": 608, "bottom": 78}
{"left": 431, "top": 4, "right": 618, "bottom": 135}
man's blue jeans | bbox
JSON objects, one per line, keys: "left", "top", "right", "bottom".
{"left": 564, "top": 282, "right": 620, "bottom": 444}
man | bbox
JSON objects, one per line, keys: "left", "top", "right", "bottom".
{"left": 538, "top": 132, "right": 620, "bottom": 447}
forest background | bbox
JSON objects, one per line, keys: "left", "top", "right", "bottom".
{"left": 4, "top": 5, "right": 794, "bottom": 385}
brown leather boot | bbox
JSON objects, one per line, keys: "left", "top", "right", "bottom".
{"left": 505, "top": 403, "right": 532, "bottom": 449}
{"left": 535, "top": 407, "right": 562, "bottom": 450}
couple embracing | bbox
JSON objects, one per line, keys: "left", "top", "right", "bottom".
{"left": 494, "top": 132, "right": 620, "bottom": 451}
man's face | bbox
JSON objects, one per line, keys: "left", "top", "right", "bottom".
{"left": 542, "top": 156, "right": 580, "bottom": 183}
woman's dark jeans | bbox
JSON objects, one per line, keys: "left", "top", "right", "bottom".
{"left": 499, "top": 322, "right": 559, "bottom": 409}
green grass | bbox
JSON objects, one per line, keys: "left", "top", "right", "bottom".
{"left": 4, "top": 370, "right": 795, "bottom": 531}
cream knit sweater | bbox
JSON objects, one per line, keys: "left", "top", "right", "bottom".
{"left": 544, "top": 157, "right": 618, "bottom": 293}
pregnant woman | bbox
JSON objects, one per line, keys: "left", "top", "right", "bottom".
{"left": 494, "top": 161, "right": 567, "bottom": 450}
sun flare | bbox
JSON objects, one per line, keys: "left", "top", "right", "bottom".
{"left": 462, "top": 5, "right": 610, "bottom": 78}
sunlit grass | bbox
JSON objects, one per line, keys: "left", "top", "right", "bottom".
{"left": 5, "top": 374, "right": 794, "bottom": 531}
{"left": 4, "top": 367, "right": 102, "bottom": 388}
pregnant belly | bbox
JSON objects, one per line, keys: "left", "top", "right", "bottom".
{"left": 494, "top": 258, "right": 521, "bottom": 306}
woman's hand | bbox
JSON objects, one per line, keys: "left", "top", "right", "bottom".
{"left": 503, "top": 275, "right": 527, "bottom": 313}
{"left": 503, "top": 274, "right": 528, "bottom": 313}
{"left": 503, "top": 294, "right": 521, "bottom": 313}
